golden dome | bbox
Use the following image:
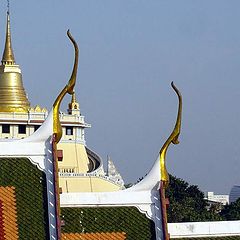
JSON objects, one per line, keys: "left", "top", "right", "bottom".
{"left": 0, "top": 11, "right": 30, "bottom": 112}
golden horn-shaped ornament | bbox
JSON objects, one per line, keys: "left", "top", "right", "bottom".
{"left": 53, "top": 30, "right": 79, "bottom": 143}
{"left": 160, "top": 82, "right": 182, "bottom": 188}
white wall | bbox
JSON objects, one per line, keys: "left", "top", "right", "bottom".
{"left": 168, "top": 221, "right": 240, "bottom": 238}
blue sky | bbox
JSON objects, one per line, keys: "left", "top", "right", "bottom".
{"left": 1, "top": 1, "right": 240, "bottom": 194}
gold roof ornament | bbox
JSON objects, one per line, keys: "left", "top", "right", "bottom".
{"left": 160, "top": 82, "right": 182, "bottom": 188}
{"left": 0, "top": 11, "right": 30, "bottom": 112}
{"left": 68, "top": 92, "right": 80, "bottom": 114}
{"left": 53, "top": 30, "right": 79, "bottom": 143}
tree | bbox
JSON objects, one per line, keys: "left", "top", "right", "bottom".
{"left": 220, "top": 198, "right": 240, "bottom": 220}
{"left": 166, "top": 174, "right": 222, "bottom": 222}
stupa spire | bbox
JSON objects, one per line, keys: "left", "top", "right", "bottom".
{"left": 0, "top": 6, "right": 30, "bottom": 112}
{"left": 68, "top": 91, "right": 80, "bottom": 115}
{"left": 1, "top": 10, "right": 15, "bottom": 65}
{"left": 71, "top": 92, "right": 77, "bottom": 103}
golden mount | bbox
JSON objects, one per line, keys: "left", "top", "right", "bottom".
{"left": 0, "top": 11, "right": 30, "bottom": 112}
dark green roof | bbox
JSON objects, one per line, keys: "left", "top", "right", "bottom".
{"left": 61, "top": 206, "right": 156, "bottom": 240}
{"left": 0, "top": 158, "right": 49, "bottom": 239}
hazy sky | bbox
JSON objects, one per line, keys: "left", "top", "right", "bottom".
{"left": 0, "top": 1, "right": 240, "bottom": 194}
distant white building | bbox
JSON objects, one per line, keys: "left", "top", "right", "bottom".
{"left": 205, "top": 192, "right": 229, "bottom": 205}
{"left": 229, "top": 185, "right": 240, "bottom": 203}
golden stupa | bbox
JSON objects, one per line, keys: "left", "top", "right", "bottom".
{"left": 0, "top": 11, "right": 30, "bottom": 112}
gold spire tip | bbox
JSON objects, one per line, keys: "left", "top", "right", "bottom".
{"left": 7, "top": 0, "right": 10, "bottom": 14}
{"left": 1, "top": 9, "right": 15, "bottom": 65}
{"left": 71, "top": 92, "right": 77, "bottom": 103}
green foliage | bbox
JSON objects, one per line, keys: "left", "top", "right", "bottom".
{"left": 61, "top": 207, "right": 156, "bottom": 240}
{"left": 166, "top": 175, "right": 222, "bottom": 222}
{"left": 220, "top": 198, "right": 240, "bottom": 220}
{"left": 0, "top": 158, "right": 49, "bottom": 239}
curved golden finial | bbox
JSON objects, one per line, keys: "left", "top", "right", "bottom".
{"left": 160, "top": 82, "right": 182, "bottom": 188}
{"left": 2, "top": 10, "right": 15, "bottom": 65}
{"left": 53, "top": 30, "right": 79, "bottom": 143}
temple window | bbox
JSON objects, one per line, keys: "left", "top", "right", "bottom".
{"left": 66, "top": 126, "right": 73, "bottom": 135}
{"left": 2, "top": 124, "right": 10, "bottom": 134}
{"left": 18, "top": 125, "right": 26, "bottom": 134}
